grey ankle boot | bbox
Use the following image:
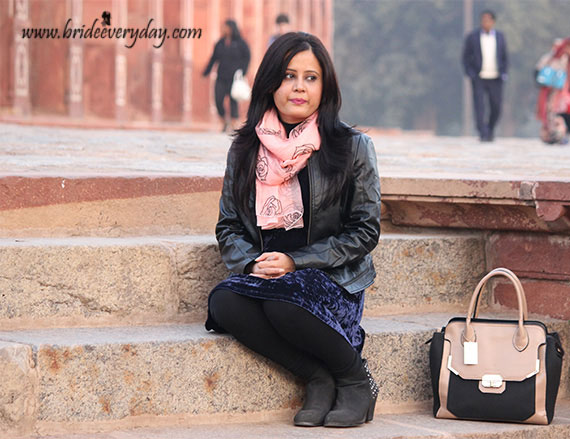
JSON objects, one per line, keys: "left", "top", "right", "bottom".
{"left": 294, "top": 367, "right": 336, "bottom": 427}
{"left": 323, "top": 359, "right": 379, "bottom": 428}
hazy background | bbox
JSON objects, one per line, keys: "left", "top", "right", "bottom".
{"left": 334, "top": 0, "right": 570, "bottom": 136}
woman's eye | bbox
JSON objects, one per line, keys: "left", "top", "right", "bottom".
{"left": 306, "top": 75, "right": 317, "bottom": 81}
{"left": 285, "top": 73, "right": 295, "bottom": 79}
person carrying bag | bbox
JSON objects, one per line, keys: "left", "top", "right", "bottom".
{"left": 230, "top": 69, "right": 251, "bottom": 102}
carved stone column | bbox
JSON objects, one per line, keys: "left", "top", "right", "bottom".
{"left": 151, "top": 0, "right": 163, "bottom": 123}
{"left": 112, "top": 0, "right": 128, "bottom": 123}
{"left": 231, "top": 0, "right": 243, "bottom": 30}
{"left": 68, "top": 0, "right": 83, "bottom": 118}
{"left": 181, "top": 0, "right": 194, "bottom": 124}
{"left": 312, "top": 0, "right": 322, "bottom": 41}
{"left": 207, "top": 0, "right": 220, "bottom": 122}
{"left": 285, "top": 0, "right": 297, "bottom": 30}
{"left": 13, "top": 0, "right": 31, "bottom": 115}
{"left": 251, "top": 0, "right": 263, "bottom": 71}
{"left": 323, "top": 0, "right": 333, "bottom": 53}
{"left": 298, "top": 0, "right": 310, "bottom": 33}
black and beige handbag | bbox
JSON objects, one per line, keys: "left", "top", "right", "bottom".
{"left": 428, "top": 268, "right": 564, "bottom": 424}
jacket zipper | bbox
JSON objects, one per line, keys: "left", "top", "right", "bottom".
{"left": 307, "top": 158, "right": 313, "bottom": 245}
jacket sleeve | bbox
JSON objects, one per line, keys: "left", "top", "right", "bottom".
{"left": 215, "top": 148, "right": 262, "bottom": 274}
{"left": 462, "top": 33, "right": 475, "bottom": 78}
{"left": 203, "top": 41, "right": 220, "bottom": 76}
{"left": 286, "top": 134, "right": 381, "bottom": 269}
{"left": 500, "top": 32, "right": 509, "bottom": 75}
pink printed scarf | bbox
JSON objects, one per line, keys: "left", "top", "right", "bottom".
{"left": 255, "top": 109, "right": 320, "bottom": 230}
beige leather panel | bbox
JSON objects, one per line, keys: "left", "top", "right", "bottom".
{"left": 436, "top": 339, "right": 457, "bottom": 420}
{"left": 525, "top": 344, "right": 548, "bottom": 425}
{"left": 445, "top": 320, "right": 546, "bottom": 381}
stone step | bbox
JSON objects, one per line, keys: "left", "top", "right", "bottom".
{"left": 0, "top": 127, "right": 229, "bottom": 239}
{"left": 0, "top": 231, "right": 485, "bottom": 330}
{"left": 1, "top": 313, "right": 568, "bottom": 436}
{"left": 4, "top": 172, "right": 567, "bottom": 237}
{"left": 12, "top": 401, "right": 570, "bottom": 439}
{"left": 0, "top": 175, "right": 223, "bottom": 238}
{"left": 3, "top": 124, "right": 570, "bottom": 238}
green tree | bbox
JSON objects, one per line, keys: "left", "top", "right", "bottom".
{"left": 334, "top": 0, "right": 570, "bottom": 136}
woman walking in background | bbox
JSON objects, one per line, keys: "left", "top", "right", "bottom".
{"left": 203, "top": 19, "right": 250, "bottom": 132}
{"left": 205, "top": 32, "right": 381, "bottom": 427}
{"left": 536, "top": 37, "right": 570, "bottom": 144}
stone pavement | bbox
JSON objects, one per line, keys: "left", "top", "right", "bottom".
{"left": 13, "top": 400, "right": 570, "bottom": 439}
{"left": 1, "top": 122, "right": 569, "bottom": 179}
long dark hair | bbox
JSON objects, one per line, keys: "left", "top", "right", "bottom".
{"left": 225, "top": 19, "right": 242, "bottom": 42}
{"left": 231, "top": 32, "right": 355, "bottom": 216}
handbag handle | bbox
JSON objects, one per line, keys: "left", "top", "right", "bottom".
{"left": 464, "top": 268, "right": 529, "bottom": 352}
{"left": 471, "top": 267, "right": 528, "bottom": 319}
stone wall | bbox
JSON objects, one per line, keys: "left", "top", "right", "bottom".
{"left": 0, "top": 0, "right": 333, "bottom": 127}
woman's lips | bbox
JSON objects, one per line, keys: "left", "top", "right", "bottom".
{"left": 290, "top": 98, "right": 307, "bottom": 105}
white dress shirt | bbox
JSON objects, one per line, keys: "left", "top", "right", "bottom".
{"left": 479, "top": 30, "right": 499, "bottom": 79}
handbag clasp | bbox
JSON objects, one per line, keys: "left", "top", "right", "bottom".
{"left": 481, "top": 374, "right": 503, "bottom": 388}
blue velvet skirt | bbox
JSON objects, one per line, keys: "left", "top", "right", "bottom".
{"left": 205, "top": 268, "right": 366, "bottom": 352}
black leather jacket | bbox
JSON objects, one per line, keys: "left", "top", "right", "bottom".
{"left": 215, "top": 131, "right": 381, "bottom": 294}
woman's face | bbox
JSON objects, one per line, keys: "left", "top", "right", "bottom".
{"left": 223, "top": 24, "right": 231, "bottom": 38}
{"left": 273, "top": 49, "right": 322, "bottom": 124}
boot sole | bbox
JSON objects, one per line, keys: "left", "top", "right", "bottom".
{"left": 294, "top": 421, "right": 325, "bottom": 427}
{"left": 324, "top": 416, "right": 370, "bottom": 427}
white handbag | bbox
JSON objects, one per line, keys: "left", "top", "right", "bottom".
{"left": 231, "top": 69, "right": 251, "bottom": 102}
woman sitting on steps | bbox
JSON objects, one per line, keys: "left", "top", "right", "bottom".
{"left": 205, "top": 32, "right": 381, "bottom": 428}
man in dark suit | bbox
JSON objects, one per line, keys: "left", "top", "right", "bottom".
{"left": 462, "top": 10, "right": 508, "bottom": 142}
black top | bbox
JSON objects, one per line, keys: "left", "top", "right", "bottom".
{"left": 261, "top": 120, "right": 310, "bottom": 252}
{"left": 203, "top": 38, "right": 251, "bottom": 81}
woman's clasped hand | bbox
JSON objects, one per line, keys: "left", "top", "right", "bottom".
{"left": 249, "top": 252, "right": 296, "bottom": 279}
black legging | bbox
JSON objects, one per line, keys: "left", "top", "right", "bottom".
{"left": 208, "top": 288, "right": 359, "bottom": 381}
{"left": 215, "top": 78, "right": 238, "bottom": 119}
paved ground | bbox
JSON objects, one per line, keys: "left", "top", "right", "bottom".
{"left": 1, "top": 122, "right": 570, "bottom": 180}
{"left": 13, "top": 400, "right": 570, "bottom": 439}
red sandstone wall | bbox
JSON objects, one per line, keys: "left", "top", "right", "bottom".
{"left": 0, "top": 0, "right": 333, "bottom": 127}
{"left": 192, "top": 0, "right": 211, "bottom": 123}
{"left": 487, "top": 232, "right": 570, "bottom": 319}
{"left": 82, "top": 0, "right": 114, "bottom": 119}
{"left": 0, "top": 3, "right": 13, "bottom": 108}
{"left": 127, "top": 0, "right": 151, "bottom": 121}
{"left": 29, "top": 0, "right": 67, "bottom": 115}
{"left": 162, "top": 0, "right": 183, "bottom": 122}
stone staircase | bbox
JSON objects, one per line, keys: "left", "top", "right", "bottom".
{"left": 1, "top": 125, "right": 570, "bottom": 437}
{"left": 2, "top": 222, "right": 570, "bottom": 438}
